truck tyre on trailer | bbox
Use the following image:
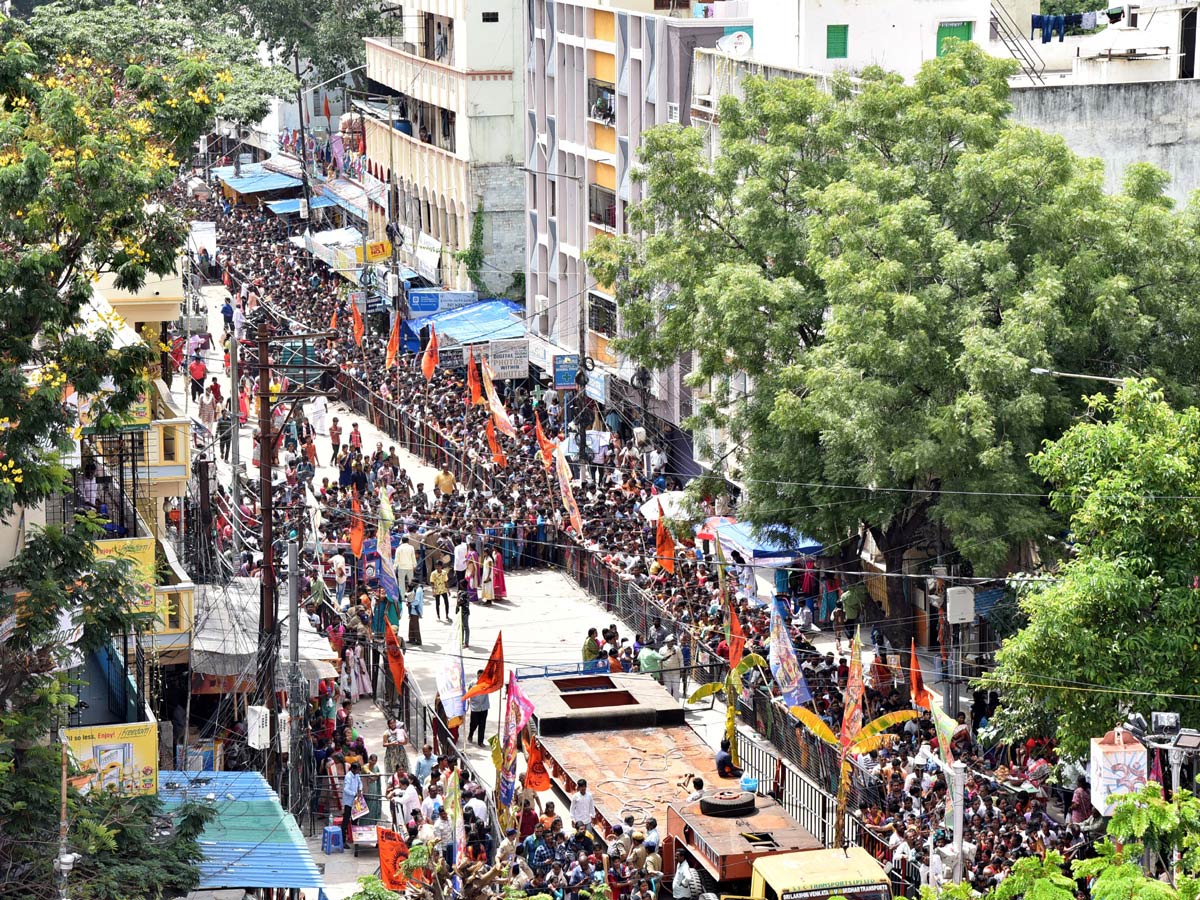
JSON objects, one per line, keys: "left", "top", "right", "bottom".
{"left": 698, "top": 789, "right": 756, "bottom": 817}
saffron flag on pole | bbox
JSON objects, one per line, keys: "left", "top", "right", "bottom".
{"left": 840, "top": 627, "right": 865, "bottom": 753}
{"left": 499, "top": 671, "right": 536, "bottom": 807}
{"left": 386, "top": 314, "right": 400, "bottom": 368}
{"left": 377, "top": 827, "right": 409, "bottom": 890}
{"left": 421, "top": 325, "right": 439, "bottom": 381}
{"left": 534, "top": 413, "right": 556, "bottom": 471}
{"left": 655, "top": 500, "right": 676, "bottom": 575}
{"left": 481, "top": 358, "right": 517, "bottom": 438}
{"left": 523, "top": 736, "right": 551, "bottom": 791}
{"left": 464, "top": 634, "right": 504, "bottom": 700}
{"left": 728, "top": 607, "right": 745, "bottom": 670}
{"left": 486, "top": 419, "right": 508, "bottom": 468}
{"left": 351, "top": 296, "right": 364, "bottom": 347}
{"left": 553, "top": 441, "right": 584, "bottom": 536}
{"left": 768, "top": 606, "right": 813, "bottom": 707}
{"left": 466, "top": 346, "right": 484, "bottom": 405}
{"left": 329, "top": 308, "right": 338, "bottom": 330}
{"left": 910, "top": 638, "right": 932, "bottom": 711}
{"left": 323, "top": 93, "right": 331, "bottom": 120}
{"left": 349, "top": 494, "right": 364, "bottom": 559}
{"left": 384, "top": 621, "right": 406, "bottom": 691}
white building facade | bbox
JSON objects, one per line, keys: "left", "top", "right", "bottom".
{"left": 363, "top": 0, "right": 526, "bottom": 290}
{"left": 525, "top": 0, "right": 750, "bottom": 441}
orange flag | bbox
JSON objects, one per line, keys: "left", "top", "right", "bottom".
{"left": 910, "top": 638, "right": 932, "bottom": 710}
{"left": 486, "top": 419, "right": 507, "bottom": 468}
{"left": 729, "top": 607, "right": 745, "bottom": 670}
{"left": 421, "top": 325, "right": 439, "bottom": 381}
{"left": 350, "top": 494, "right": 365, "bottom": 558}
{"left": 351, "top": 297, "right": 364, "bottom": 347}
{"left": 534, "top": 413, "right": 555, "bottom": 471}
{"left": 385, "top": 620, "right": 406, "bottom": 690}
{"left": 523, "top": 735, "right": 551, "bottom": 792}
{"left": 463, "top": 633, "right": 504, "bottom": 700}
{"left": 323, "top": 93, "right": 331, "bottom": 120}
{"left": 466, "top": 346, "right": 484, "bottom": 405}
{"left": 377, "top": 827, "right": 409, "bottom": 890}
{"left": 385, "top": 313, "right": 400, "bottom": 368}
{"left": 329, "top": 308, "right": 338, "bottom": 330}
{"left": 655, "top": 500, "right": 676, "bottom": 575}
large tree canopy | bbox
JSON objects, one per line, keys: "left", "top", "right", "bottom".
{"left": 981, "top": 381, "right": 1200, "bottom": 756}
{"left": 587, "top": 42, "right": 1200, "bottom": 631}
{"left": 24, "top": 0, "right": 297, "bottom": 125}
{"left": 0, "top": 12, "right": 226, "bottom": 896}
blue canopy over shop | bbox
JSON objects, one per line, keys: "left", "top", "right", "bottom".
{"left": 158, "top": 770, "right": 323, "bottom": 892}
{"left": 221, "top": 170, "right": 302, "bottom": 195}
{"left": 715, "top": 520, "right": 822, "bottom": 568}
{"left": 400, "top": 299, "right": 524, "bottom": 353}
{"left": 265, "top": 195, "right": 337, "bottom": 215}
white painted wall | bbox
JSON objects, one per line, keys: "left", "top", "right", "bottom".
{"left": 750, "top": 0, "right": 991, "bottom": 80}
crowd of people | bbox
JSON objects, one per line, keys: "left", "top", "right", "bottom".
{"left": 169, "top": 180, "right": 1089, "bottom": 897}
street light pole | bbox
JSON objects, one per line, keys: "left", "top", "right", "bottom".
{"left": 293, "top": 52, "right": 314, "bottom": 227}
{"left": 951, "top": 760, "right": 967, "bottom": 884}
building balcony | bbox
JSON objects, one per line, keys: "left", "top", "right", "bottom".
{"left": 364, "top": 116, "right": 471, "bottom": 214}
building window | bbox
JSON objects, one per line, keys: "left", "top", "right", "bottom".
{"left": 826, "top": 24, "right": 849, "bottom": 59}
{"left": 936, "top": 21, "right": 973, "bottom": 56}
{"left": 587, "top": 78, "right": 615, "bottom": 124}
{"left": 587, "top": 184, "right": 616, "bottom": 230}
{"left": 482, "top": 11, "right": 499, "bottom": 22}
{"left": 587, "top": 292, "right": 618, "bottom": 337}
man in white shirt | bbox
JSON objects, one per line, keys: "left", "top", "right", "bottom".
{"left": 395, "top": 535, "right": 417, "bottom": 593}
{"left": 465, "top": 788, "right": 490, "bottom": 827}
{"left": 397, "top": 774, "right": 421, "bottom": 824}
{"left": 570, "top": 779, "right": 596, "bottom": 827}
{"left": 421, "top": 784, "right": 442, "bottom": 823}
{"left": 453, "top": 538, "right": 469, "bottom": 587}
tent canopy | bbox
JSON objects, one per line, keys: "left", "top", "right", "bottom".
{"left": 158, "top": 771, "right": 323, "bottom": 890}
{"left": 221, "top": 171, "right": 301, "bottom": 195}
{"left": 265, "top": 196, "right": 336, "bottom": 215}
{"left": 400, "top": 299, "right": 524, "bottom": 352}
{"left": 715, "top": 520, "right": 822, "bottom": 568}
{"left": 192, "top": 577, "right": 336, "bottom": 688}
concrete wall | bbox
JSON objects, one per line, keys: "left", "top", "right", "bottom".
{"left": 473, "top": 161, "right": 527, "bottom": 288}
{"left": 750, "top": 0, "right": 990, "bottom": 79}
{"left": 1010, "top": 79, "right": 1200, "bottom": 203}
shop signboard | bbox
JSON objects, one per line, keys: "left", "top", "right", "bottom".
{"left": 406, "top": 289, "right": 477, "bottom": 319}
{"left": 475, "top": 339, "right": 529, "bottom": 380}
{"left": 554, "top": 354, "right": 580, "bottom": 390}
{"left": 66, "top": 722, "right": 159, "bottom": 796}
{"left": 93, "top": 537, "right": 157, "bottom": 614}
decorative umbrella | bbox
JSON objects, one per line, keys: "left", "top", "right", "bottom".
{"left": 638, "top": 490, "right": 690, "bottom": 521}
{"left": 696, "top": 516, "right": 736, "bottom": 542}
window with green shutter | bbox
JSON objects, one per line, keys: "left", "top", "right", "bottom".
{"left": 826, "top": 24, "right": 848, "bottom": 59}
{"left": 936, "top": 21, "right": 974, "bottom": 56}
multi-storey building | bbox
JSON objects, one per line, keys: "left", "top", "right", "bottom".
{"left": 524, "top": 0, "right": 751, "bottom": 459}
{"left": 363, "top": 0, "right": 526, "bottom": 290}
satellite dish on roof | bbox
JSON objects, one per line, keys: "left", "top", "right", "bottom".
{"left": 716, "top": 30, "right": 752, "bottom": 58}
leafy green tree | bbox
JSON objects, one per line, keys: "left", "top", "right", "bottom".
{"left": 982, "top": 381, "right": 1200, "bottom": 754}
{"left": 219, "top": 0, "right": 402, "bottom": 87}
{"left": 587, "top": 43, "right": 1200, "bottom": 638}
{"left": 0, "top": 12, "right": 228, "bottom": 897}
{"left": 24, "top": 0, "right": 296, "bottom": 126}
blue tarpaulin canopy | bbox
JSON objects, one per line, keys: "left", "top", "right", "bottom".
{"left": 221, "top": 171, "right": 302, "bottom": 194}
{"left": 158, "top": 770, "right": 323, "bottom": 890}
{"left": 401, "top": 299, "right": 525, "bottom": 352}
{"left": 715, "top": 520, "right": 822, "bottom": 567}
{"left": 210, "top": 162, "right": 265, "bottom": 180}
{"left": 266, "top": 195, "right": 336, "bottom": 215}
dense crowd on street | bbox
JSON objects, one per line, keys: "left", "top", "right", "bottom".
{"left": 168, "top": 181, "right": 1091, "bottom": 897}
